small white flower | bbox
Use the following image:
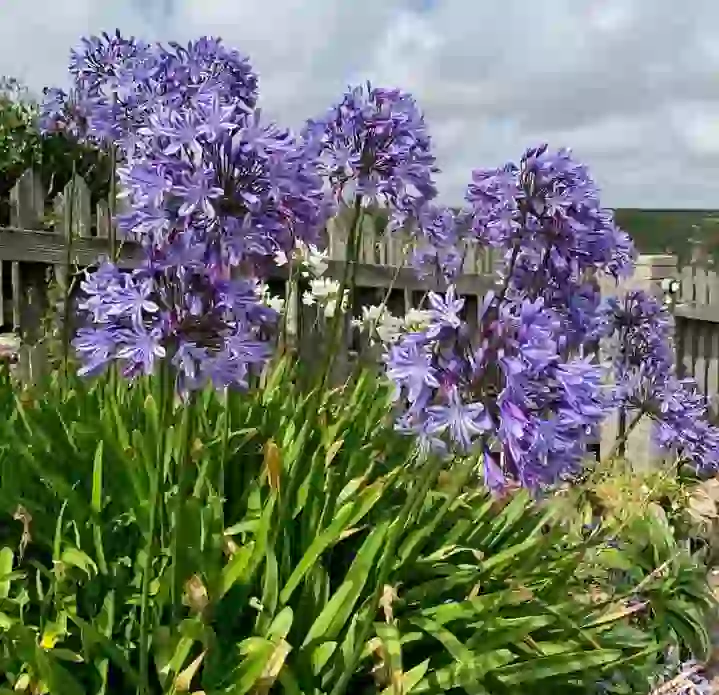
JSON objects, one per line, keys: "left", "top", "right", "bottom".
{"left": 324, "top": 298, "right": 338, "bottom": 318}
{"left": 376, "top": 317, "right": 404, "bottom": 344}
{"left": 265, "top": 295, "right": 285, "bottom": 313}
{"left": 660, "top": 277, "right": 680, "bottom": 295}
{"left": 356, "top": 304, "right": 406, "bottom": 344}
{"left": 362, "top": 304, "right": 385, "bottom": 323}
{"left": 306, "top": 247, "right": 329, "bottom": 277}
{"left": 294, "top": 240, "right": 329, "bottom": 278}
{"left": 309, "top": 278, "right": 341, "bottom": 299}
{"left": 274, "top": 250, "right": 289, "bottom": 267}
{"left": 403, "top": 309, "right": 432, "bottom": 329}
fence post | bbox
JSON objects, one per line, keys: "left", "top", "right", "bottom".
{"left": 599, "top": 253, "right": 679, "bottom": 470}
{"left": 9, "top": 169, "right": 49, "bottom": 382}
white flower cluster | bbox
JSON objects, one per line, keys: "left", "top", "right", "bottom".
{"left": 352, "top": 305, "right": 432, "bottom": 345}
{"left": 302, "top": 278, "right": 349, "bottom": 318}
{"left": 274, "top": 240, "right": 329, "bottom": 279}
{"left": 660, "top": 276, "right": 680, "bottom": 307}
{"left": 274, "top": 241, "right": 348, "bottom": 318}
{"left": 255, "top": 283, "right": 286, "bottom": 314}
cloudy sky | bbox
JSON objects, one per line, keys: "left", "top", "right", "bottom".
{"left": 1, "top": 0, "right": 718, "bottom": 209}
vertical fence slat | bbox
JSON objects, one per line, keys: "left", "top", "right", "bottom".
{"left": 11, "top": 262, "right": 21, "bottom": 332}
{"left": 96, "top": 201, "right": 110, "bottom": 239}
{"left": 681, "top": 319, "right": 695, "bottom": 382}
{"left": 711, "top": 326, "right": 719, "bottom": 418}
{"left": 679, "top": 262, "right": 696, "bottom": 305}
{"left": 10, "top": 168, "right": 44, "bottom": 229}
{"left": 0, "top": 262, "right": 4, "bottom": 329}
{"left": 71, "top": 176, "right": 92, "bottom": 239}
{"left": 695, "top": 324, "right": 707, "bottom": 397}
{"left": 328, "top": 217, "right": 346, "bottom": 262}
{"left": 360, "top": 215, "right": 376, "bottom": 264}
{"left": 708, "top": 266, "right": 719, "bottom": 307}
{"left": 695, "top": 265, "right": 709, "bottom": 307}
{"left": 463, "top": 240, "right": 477, "bottom": 275}
{"left": 375, "top": 230, "right": 387, "bottom": 266}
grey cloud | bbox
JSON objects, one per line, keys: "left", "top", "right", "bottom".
{"left": 0, "top": 0, "right": 718, "bottom": 208}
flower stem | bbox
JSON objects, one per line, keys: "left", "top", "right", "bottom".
{"left": 319, "top": 195, "right": 364, "bottom": 389}
{"left": 604, "top": 409, "right": 645, "bottom": 463}
{"left": 329, "top": 455, "right": 443, "bottom": 695}
{"left": 60, "top": 163, "right": 76, "bottom": 388}
{"left": 108, "top": 144, "right": 118, "bottom": 262}
{"left": 137, "top": 366, "right": 170, "bottom": 695}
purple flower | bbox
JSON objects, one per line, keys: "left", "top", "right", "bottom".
{"left": 115, "top": 327, "right": 166, "bottom": 376}
{"left": 303, "top": 82, "right": 437, "bottom": 227}
{"left": 483, "top": 449, "right": 507, "bottom": 496}
{"left": 73, "top": 327, "right": 117, "bottom": 377}
{"left": 425, "top": 388, "right": 492, "bottom": 452}
{"left": 427, "top": 286, "right": 464, "bottom": 337}
{"left": 385, "top": 341, "right": 439, "bottom": 409}
{"left": 72, "top": 261, "right": 279, "bottom": 392}
{"left": 385, "top": 286, "right": 608, "bottom": 488}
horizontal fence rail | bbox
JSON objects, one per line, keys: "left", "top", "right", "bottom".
{"left": 0, "top": 167, "right": 498, "bottom": 379}
{"left": 8, "top": 167, "right": 719, "bottom": 460}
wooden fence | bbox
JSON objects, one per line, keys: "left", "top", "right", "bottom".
{"left": 6, "top": 166, "right": 719, "bottom": 411}
{"left": 674, "top": 251, "right": 719, "bottom": 418}
{"left": 0, "top": 168, "right": 498, "bottom": 378}
{"left": 9, "top": 166, "right": 719, "bottom": 462}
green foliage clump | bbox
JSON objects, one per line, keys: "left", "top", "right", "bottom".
{"left": 0, "top": 364, "right": 712, "bottom": 694}
{"left": 0, "top": 77, "right": 110, "bottom": 226}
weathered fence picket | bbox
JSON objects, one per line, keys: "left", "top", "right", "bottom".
{"left": 674, "top": 252, "right": 719, "bottom": 419}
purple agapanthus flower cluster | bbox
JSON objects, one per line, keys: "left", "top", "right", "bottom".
{"left": 116, "top": 109, "right": 330, "bottom": 268}
{"left": 600, "top": 290, "right": 719, "bottom": 471}
{"left": 386, "top": 145, "right": 719, "bottom": 489}
{"left": 467, "top": 145, "right": 635, "bottom": 350}
{"left": 39, "top": 32, "right": 258, "bottom": 156}
{"left": 408, "top": 205, "right": 468, "bottom": 282}
{"left": 302, "top": 83, "right": 462, "bottom": 279}
{"left": 39, "top": 31, "right": 332, "bottom": 389}
{"left": 41, "top": 31, "right": 330, "bottom": 268}
{"left": 303, "top": 83, "right": 437, "bottom": 214}
{"left": 74, "top": 259, "right": 275, "bottom": 390}
{"left": 387, "top": 287, "right": 607, "bottom": 489}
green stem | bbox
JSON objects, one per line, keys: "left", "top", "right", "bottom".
{"left": 365, "top": 259, "right": 404, "bottom": 339}
{"left": 170, "top": 400, "right": 194, "bottom": 625}
{"left": 604, "top": 409, "right": 645, "bottom": 463}
{"left": 108, "top": 144, "right": 118, "bottom": 262}
{"left": 330, "top": 455, "right": 444, "bottom": 695}
{"left": 137, "top": 366, "right": 170, "bottom": 695}
{"left": 319, "top": 196, "right": 364, "bottom": 390}
{"left": 282, "top": 258, "right": 299, "bottom": 355}
{"left": 219, "top": 388, "right": 229, "bottom": 508}
{"left": 107, "top": 146, "right": 119, "bottom": 395}
{"left": 61, "top": 164, "right": 76, "bottom": 388}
